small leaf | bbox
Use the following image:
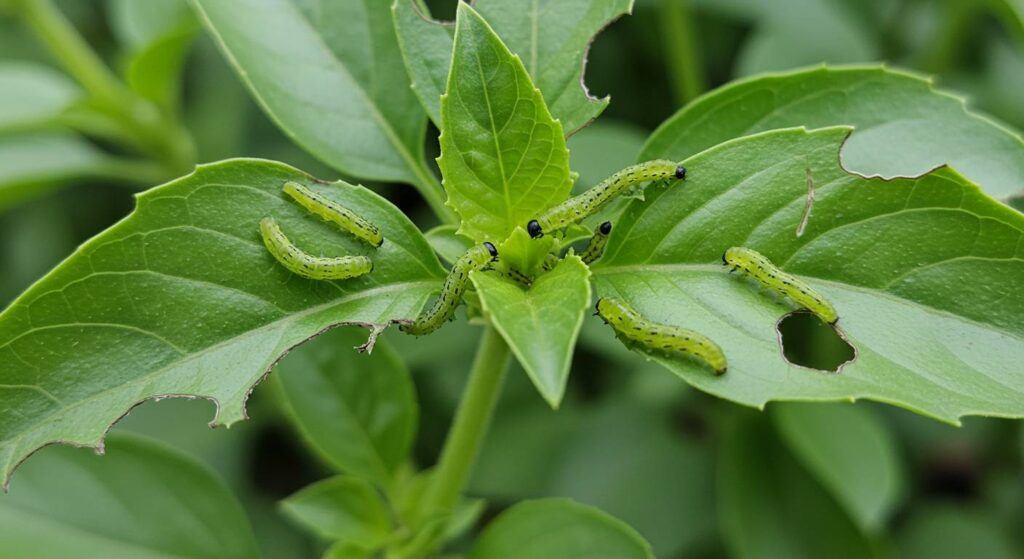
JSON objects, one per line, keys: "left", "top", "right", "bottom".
{"left": 495, "top": 227, "right": 556, "bottom": 276}
{"left": 718, "top": 413, "right": 875, "bottom": 559}
{"left": 596, "top": 126, "right": 1024, "bottom": 422}
{"left": 772, "top": 402, "right": 905, "bottom": 532}
{"left": 0, "top": 434, "right": 260, "bottom": 558}
{"left": 276, "top": 327, "right": 417, "bottom": 486}
{"left": 0, "top": 159, "right": 444, "bottom": 488}
{"left": 640, "top": 65, "right": 1024, "bottom": 198}
{"left": 191, "top": 0, "right": 434, "bottom": 187}
{"left": 439, "top": 2, "right": 573, "bottom": 242}
{"left": 393, "top": 0, "right": 632, "bottom": 134}
{"left": 281, "top": 476, "right": 391, "bottom": 549}
{"left": 473, "top": 256, "right": 591, "bottom": 408}
{"left": 469, "top": 498, "right": 653, "bottom": 559}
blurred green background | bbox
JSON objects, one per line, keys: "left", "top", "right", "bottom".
{"left": 0, "top": 0, "right": 1021, "bottom": 557}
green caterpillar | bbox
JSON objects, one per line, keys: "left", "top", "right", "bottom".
{"left": 260, "top": 218, "right": 372, "bottom": 280}
{"left": 527, "top": 160, "right": 685, "bottom": 238}
{"left": 580, "top": 221, "right": 612, "bottom": 265}
{"left": 596, "top": 297, "right": 726, "bottom": 375}
{"left": 400, "top": 242, "right": 499, "bottom": 336}
{"left": 283, "top": 181, "right": 384, "bottom": 247}
{"left": 722, "top": 246, "right": 838, "bottom": 324}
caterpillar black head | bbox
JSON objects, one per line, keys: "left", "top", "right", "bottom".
{"left": 675, "top": 165, "right": 687, "bottom": 180}
{"left": 483, "top": 242, "right": 498, "bottom": 260}
{"left": 527, "top": 220, "right": 543, "bottom": 238}
{"left": 599, "top": 221, "right": 612, "bottom": 235}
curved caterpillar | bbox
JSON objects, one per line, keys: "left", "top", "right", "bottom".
{"left": 260, "top": 218, "right": 372, "bottom": 280}
{"left": 528, "top": 160, "right": 685, "bottom": 238}
{"left": 722, "top": 246, "right": 838, "bottom": 324}
{"left": 283, "top": 181, "right": 384, "bottom": 247}
{"left": 400, "top": 242, "right": 499, "bottom": 336}
{"left": 596, "top": 297, "right": 726, "bottom": 375}
{"left": 580, "top": 221, "right": 612, "bottom": 265}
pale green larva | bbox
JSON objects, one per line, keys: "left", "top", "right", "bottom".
{"left": 596, "top": 297, "right": 726, "bottom": 375}
{"left": 722, "top": 246, "right": 838, "bottom": 324}
{"left": 400, "top": 242, "right": 499, "bottom": 336}
{"left": 282, "top": 181, "right": 384, "bottom": 247}
{"left": 260, "top": 218, "right": 372, "bottom": 280}
{"left": 580, "top": 221, "right": 612, "bottom": 265}
{"left": 527, "top": 160, "right": 685, "bottom": 238}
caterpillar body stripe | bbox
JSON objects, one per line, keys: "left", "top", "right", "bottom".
{"left": 722, "top": 246, "right": 838, "bottom": 324}
{"left": 283, "top": 181, "right": 384, "bottom": 247}
{"left": 260, "top": 218, "right": 372, "bottom": 280}
{"left": 596, "top": 297, "right": 726, "bottom": 375}
{"left": 528, "top": 160, "right": 685, "bottom": 238}
{"left": 580, "top": 221, "right": 612, "bottom": 265}
{"left": 400, "top": 242, "right": 499, "bottom": 336}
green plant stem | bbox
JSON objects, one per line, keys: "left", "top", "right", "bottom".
{"left": 15, "top": 0, "right": 195, "bottom": 177}
{"left": 414, "top": 160, "right": 459, "bottom": 226}
{"left": 657, "top": 0, "right": 706, "bottom": 106}
{"left": 425, "top": 325, "right": 510, "bottom": 514}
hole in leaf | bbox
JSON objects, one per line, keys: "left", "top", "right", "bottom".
{"left": 776, "top": 311, "right": 855, "bottom": 372}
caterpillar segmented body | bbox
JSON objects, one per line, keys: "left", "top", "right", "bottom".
{"left": 580, "top": 221, "right": 612, "bottom": 265}
{"left": 283, "top": 181, "right": 384, "bottom": 247}
{"left": 722, "top": 246, "right": 838, "bottom": 324}
{"left": 596, "top": 297, "right": 726, "bottom": 375}
{"left": 260, "top": 218, "right": 372, "bottom": 280}
{"left": 400, "top": 242, "right": 499, "bottom": 336}
{"left": 528, "top": 160, "right": 685, "bottom": 238}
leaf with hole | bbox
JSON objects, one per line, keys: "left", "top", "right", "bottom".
{"left": 0, "top": 159, "right": 444, "bottom": 488}
{"left": 595, "top": 126, "right": 1024, "bottom": 422}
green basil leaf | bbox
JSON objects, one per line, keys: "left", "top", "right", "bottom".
{"left": 0, "top": 159, "right": 444, "bottom": 488}
{"left": 276, "top": 327, "right": 417, "bottom": 486}
{"left": 439, "top": 2, "right": 572, "bottom": 242}
{"left": 596, "top": 127, "right": 1024, "bottom": 422}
